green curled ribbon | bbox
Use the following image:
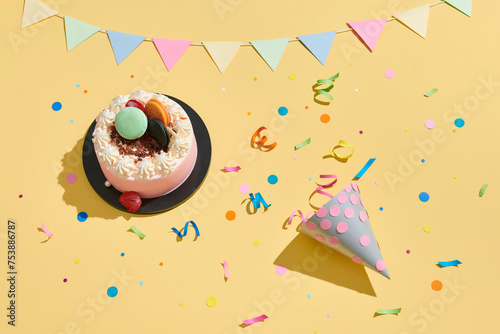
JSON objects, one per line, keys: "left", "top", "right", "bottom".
{"left": 314, "top": 73, "right": 339, "bottom": 101}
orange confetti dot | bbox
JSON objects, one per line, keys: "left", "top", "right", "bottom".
{"left": 431, "top": 280, "right": 443, "bottom": 291}
{"left": 159, "top": 262, "right": 163, "bottom": 266}
{"left": 253, "top": 77, "right": 257, "bottom": 81}
{"left": 130, "top": 75, "right": 134, "bottom": 78}
{"left": 453, "top": 129, "right": 457, "bottom": 133}
{"left": 320, "top": 114, "right": 330, "bottom": 123}
{"left": 225, "top": 210, "right": 236, "bottom": 221}
{"left": 84, "top": 90, "right": 88, "bottom": 94}
{"left": 305, "top": 106, "right": 309, "bottom": 110}
{"left": 247, "top": 112, "right": 251, "bottom": 116}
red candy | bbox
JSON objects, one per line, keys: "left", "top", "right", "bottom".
{"left": 119, "top": 191, "right": 142, "bottom": 212}
{"left": 125, "top": 99, "right": 145, "bottom": 111}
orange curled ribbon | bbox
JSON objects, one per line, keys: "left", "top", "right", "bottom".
{"left": 251, "top": 126, "right": 277, "bottom": 150}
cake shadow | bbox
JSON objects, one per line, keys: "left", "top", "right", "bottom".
{"left": 274, "top": 233, "right": 377, "bottom": 296}
{"left": 57, "top": 137, "right": 136, "bottom": 220}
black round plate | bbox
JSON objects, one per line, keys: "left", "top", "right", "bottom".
{"left": 82, "top": 95, "right": 211, "bottom": 214}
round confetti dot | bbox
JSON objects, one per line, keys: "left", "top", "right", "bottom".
{"left": 77, "top": 212, "right": 88, "bottom": 222}
{"left": 423, "top": 225, "right": 431, "bottom": 233}
{"left": 289, "top": 73, "right": 296, "bottom": 80}
{"left": 247, "top": 112, "right": 251, "bottom": 116}
{"left": 159, "top": 262, "right": 163, "bottom": 266}
{"left": 384, "top": 70, "right": 394, "bottom": 79}
{"left": 336, "top": 222, "right": 348, "bottom": 234}
{"left": 314, "top": 330, "right": 318, "bottom": 334}
{"left": 105, "top": 181, "right": 111, "bottom": 187}
{"left": 76, "top": 84, "right": 80, "bottom": 87}
{"left": 239, "top": 184, "right": 250, "bottom": 194}
{"left": 253, "top": 77, "right": 257, "bottom": 81}
{"left": 276, "top": 265, "right": 287, "bottom": 275}
{"left": 305, "top": 106, "right": 309, "bottom": 110}
{"left": 314, "top": 234, "right": 325, "bottom": 242}
{"left": 350, "top": 194, "right": 358, "bottom": 205}
{"left": 52, "top": 102, "right": 62, "bottom": 111}
{"left": 327, "top": 313, "right": 331, "bottom": 317}
{"left": 63, "top": 278, "right": 67, "bottom": 283}
{"left": 306, "top": 222, "right": 317, "bottom": 231}
{"left": 179, "top": 303, "right": 184, "bottom": 306}
{"left": 206, "top": 296, "right": 218, "bottom": 307}
{"left": 354, "top": 88, "right": 358, "bottom": 93}
{"left": 419, "top": 192, "right": 430, "bottom": 202}
{"left": 320, "top": 219, "right": 332, "bottom": 230}
{"left": 359, "top": 130, "right": 363, "bottom": 134}
{"left": 316, "top": 207, "right": 327, "bottom": 218}
{"left": 421, "top": 159, "right": 425, "bottom": 163}
{"left": 454, "top": 118, "right": 465, "bottom": 128}
{"left": 344, "top": 207, "right": 354, "bottom": 219}
{"left": 107, "top": 286, "right": 118, "bottom": 298}
{"left": 18, "top": 194, "right": 23, "bottom": 198}
{"left": 225, "top": 210, "right": 236, "bottom": 221}
{"left": 328, "top": 236, "right": 339, "bottom": 245}
{"left": 431, "top": 280, "right": 443, "bottom": 291}
{"left": 75, "top": 259, "right": 80, "bottom": 264}
{"left": 375, "top": 181, "right": 379, "bottom": 185}
{"left": 307, "top": 294, "right": 312, "bottom": 298}
{"left": 253, "top": 240, "right": 260, "bottom": 246}
{"left": 352, "top": 256, "right": 362, "bottom": 264}
{"left": 453, "top": 129, "right": 457, "bottom": 133}
{"left": 130, "top": 74, "right": 134, "bottom": 78}
{"left": 221, "top": 88, "right": 226, "bottom": 92}
{"left": 337, "top": 192, "right": 347, "bottom": 204}
{"left": 360, "top": 235, "right": 370, "bottom": 247}
{"left": 359, "top": 211, "right": 367, "bottom": 222}
{"left": 121, "top": 253, "right": 125, "bottom": 257}
{"left": 309, "top": 177, "right": 313, "bottom": 181}
{"left": 376, "top": 260, "right": 386, "bottom": 271}
{"left": 344, "top": 184, "right": 352, "bottom": 192}
{"left": 320, "top": 114, "right": 330, "bottom": 123}
{"left": 278, "top": 106, "right": 288, "bottom": 116}
{"left": 70, "top": 120, "right": 74, "bottom": 123}
{"left": 406, "top": 250, "right": 410, "bottom": 254}
{"left": 405, "top": 128, "right": 409, "bottom": 132}
{"left": 66, "top": 173, "right": 77, "bottom": 183}
{"left": 329, "top": 205, "right": 340, "bottom": 217}
{"left": 294, "top": 156, "right": 298, "bottom": 160}
{"left": 268, "top": 174, "right": 278, "bottom": 185}
{"left": 425, "top": 120, "right": 435, "bottom": 129}
{"left": 84, "top": 90, "right": 88, "bottom": 93}
{"left": 140, "top": 281, "right": 143, "bottom": 286}
{"left": 379, "top": 207, "right": 384, "bottom": 211}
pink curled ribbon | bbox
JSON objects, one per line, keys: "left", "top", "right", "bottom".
{"left": 243, "top": 314, "right": 268, "bottom": 325}
{"left": 288, "top": 210, "right": 315, "bottom": 227}
{"left": 315, "top": 174, "right": 338, "bottom": 198}
{"left": 41, "top": 223, "right": 53, "bottom": 238}
{"left": 223, "top": 260, "right": 229, "bottom": 279}
{"left": 224, "top": 166, "right": 241, "bottom": 172}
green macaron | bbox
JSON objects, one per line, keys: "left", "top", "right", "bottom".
{"left": 115, "top": 107, "right": 148, "bottom": 140}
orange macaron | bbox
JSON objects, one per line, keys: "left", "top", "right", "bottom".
{"left": 144, "top": 99, "right": 170, "bottom": 127}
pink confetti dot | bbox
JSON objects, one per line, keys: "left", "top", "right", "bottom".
{"left": 337, "top": 192, "right": 347, "bottom": 204}
{"left": 276, "top": 265, "right": 287, "bottom": 275}
{"left": 63, "top": 278, "right": 67, "bottom": 283}
{"left": 350, "top": 194, "right": 358, "bottom": 205}
{"left": 316, "top": 207, "right": 327, "bottom": 218}
{"left": 66, "top": 173, "right": 77, "bottom": 183}
{"left": 239, "top": 184, "right": 250, "bottom": 194}
{"left": 352, "top": 256, "right": 362, "bottom": 264}
{"left": 327, "top": 313, "right": 331, "bottom": 317}
{"left": 306, "top": 222, "right": 317, "bottom": 231}
{"left": 376, "top": 260, "right": 386, "bottom": 271}
{"left": 375, "top": 181, "right": 379, "bottom": 185}
{"left": 344, "top": 207, "right": 354, "bottom": 219}
{"left": 360, "top": 235, "right": 370, "bottom": 246}
{"left": 406, "top": 250, "right": 411, "bottom": 254}
{"left": 328, "top": 236, "right": 339, "bottom": 245}
{"left": 344, "top": 184, "right": 352, "bottom": 192}
{"left": 314, "top": 234, "right": 325, "bottom": 242}
{"left": 425, "top": 120, "right": 435, "bottom": 129}
{"left": 329, "top": 205, "right": 341, "bottom": 217}
{"left": 385, "top": 70, "right": 395, "bottom": 79}
{"left": 359, "top": 211, "right": 367, "bottom": 222}
{"left": 293, "top": 156, "right": 298, "bottom": 160}
{"left": 320, "top": 219, "right": 332, "bottom": 230}
{"left": 18, "top": 194, "right": 23, "bottom": 198}
{"left": 336, "top": 222, "right": 348, "bottom": 233}
{"left": 351, "top": 182, "right": 358, "bottom": 192}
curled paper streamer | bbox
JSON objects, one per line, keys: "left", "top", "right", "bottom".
{"left": 295, "top": 137, "right": 311, "bottom": 150}
{"left": 130, "top": 225, "right": 145, "bottom": 239}
{"left": 314, "top": 73, "right": 339, "bottom": 101}
{"left": 249, "top": 192, "right": 271, "bottom": 209}
{"left": 41, "top": 223, "right": 53, "bottom": 238}
{"left": 172, "top": 221, "right": 200, "bottom": 238}
{"left": 424, "top": 88, "right": 438, "bottom": 97}
{"left": 376, "top": 308, "right": 401, "bottom": 315}
{"left": 223, "top": 260, "right": 229, "bottom": 279}
{"left": 438, "top": 260, "right": 462, "bottom": 267}
{"left": 315, "top": 174, "right": 338, "bottom": 198}
{"left": 479, "top": 184, "right": 488, "bottom": 197}
{"left": 251, "top": 126, "right": 277, "bottom": 149}
{"left": 224, "top": 166, "right": 241, "bottom": 172}
{"left": 355, "top": 158, "right": 376, "bottom": 178}
{"left": 288, "top": 210, "right": 316, "bottom": 227}
{"left": 243, "top": 314, "right": 268, "bottom": 325}
{"left": 329, "top": 140, "right": 354, "bottom": 159}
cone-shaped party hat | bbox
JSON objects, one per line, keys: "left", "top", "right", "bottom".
{"left": 300, "top": 181, "right": 390, "bottom": 278}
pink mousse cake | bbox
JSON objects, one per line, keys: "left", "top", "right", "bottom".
{"left": 92, "top": 91, "right": 197, "bottom": 198}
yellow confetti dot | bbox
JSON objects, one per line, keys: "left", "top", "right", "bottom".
{"left": 349, "top": 62, "right": 353, "bottom": 65}
{"left": 454, "top": 176, "right": 458, "bottom": 180}
{"left": 206, "top": 296, "right": 218, "bottom": 307}
{"left": 75, "top": 259, "right": 80, "bottom": 264}
{"left": 289, "top": 73, "right": 297, "bottom": 80}
{"left": 405, "top": 128, "right": 408, "bottom": 132}
{"left": 313, "top": 330, "right": 318, "bottom": 334}
{"left": 253, "top": 240, "right": 260, "bottom": 246}
{"left": 179, "top": 303, "right": 184, "bottom": 307}
{"left": 423, "top": 225, "right": 431, "bottom": 233}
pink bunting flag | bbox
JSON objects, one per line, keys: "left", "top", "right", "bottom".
{"left": 347, "top": 19, "right": 387, "bottom": 52}
{"left": 152, "top": 38, "right": 192, "bottom": 71}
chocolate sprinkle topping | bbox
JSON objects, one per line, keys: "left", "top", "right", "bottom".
{"left": 110, "top": 124, "right": 170, "bottom": 159}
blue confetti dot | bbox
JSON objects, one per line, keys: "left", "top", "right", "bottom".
{"left": 421, "top": 159, "right": 425, "bottom": 163}
{"left": 307, "top": 294, "right": 312, "bottom": 298}
{"left": 77, "top": 212, "right": 88, "bottom": 222}
{"left": 107, "top": 286, "right": 118, "bottom": 298}
{"left": 379, "top": 207, "right": 384, "bottom": 211}
{"left": 268, "top": 174, "right": 278, "bottom": 185}
{"left": 120, "top": 253, "right": 125, "bottom": 257}
{"left": 52, "top": 102, "right": 62, "bottom": 111}
{"left": 419, "top": 192, "right": 430, "bottom": 202}
{"left": 70, "top": 120, "right": 74, "bottom": 123}
{"left": 139, "top": 281, "right": 143, "bottom": 286}
{"left": 278, "top": 106, "right": 288, "bottom": 116}
{"left": 309, "top": 177, "right": 313, "bottom": 181}
{"left": 454, "top": 118, "right": 465, "bottom": 128}
{"left": 76, "top": 84, "right": 80, "bottom": 87}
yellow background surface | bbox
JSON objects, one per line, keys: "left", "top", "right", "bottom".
{"left": 1, "top": 0, "right": 499, "bottom": 333}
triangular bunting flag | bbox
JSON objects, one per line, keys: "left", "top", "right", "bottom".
{"left": 298, "top": 31, "right": 337, "bottom": 65}
{"left": 394, "top": 4, "right": 430, "bottom": 38}
{"left": 107, "top": 30, "right": 146, "bottom": 65}
{"left": 347, "top": 19, "right": 387, "bottom": 52}
{"left": 21, "top": 0, "right": 58, "bottom": 29}
{"left": 445, "top": 0, "right": 472, "bottom": 17}
{"left": 250, "top": 38, "right": 289, "bottom": 71}
{"left": 64, "top": 16, "right": 101, "bottom": 51}
{"left": 300, "top": 182, "right": 390, "bottom": 279}
{"left": 203, "top": 41, "right": 242, "bottom": 74}
{"left": 152, "top": 38, "right": 192, "bottom": 71}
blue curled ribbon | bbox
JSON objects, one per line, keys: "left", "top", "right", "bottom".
{"left": 171, "top": 221, "right": 200, "bottom": 238}
{"left": 249, "top": 192, "right": 271, "bottom": 209}
{"left": 438, "top": 260, "right": 462, "bottom": 267}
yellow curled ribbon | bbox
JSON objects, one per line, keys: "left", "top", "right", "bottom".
{"left": 329, "top": 140, "right": 354, "bottom": 160}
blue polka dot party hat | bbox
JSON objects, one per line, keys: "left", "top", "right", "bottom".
{"left": 300, "top": 181, "right": 390, "bottom": 279}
